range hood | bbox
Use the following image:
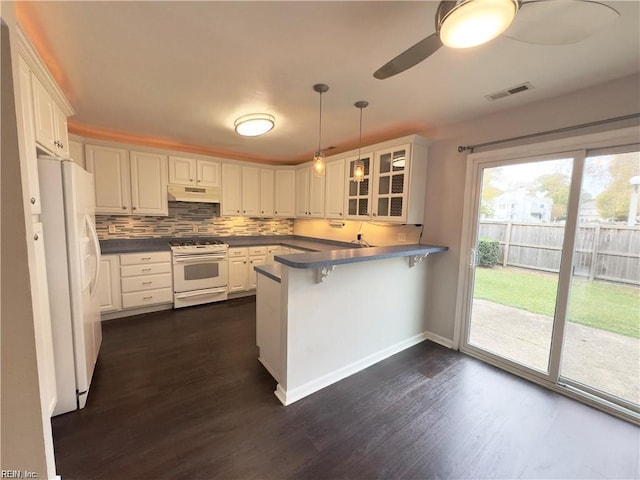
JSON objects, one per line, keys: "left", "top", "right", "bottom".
{"left": 167, "top": 184, "right": 221, "bottom": 203}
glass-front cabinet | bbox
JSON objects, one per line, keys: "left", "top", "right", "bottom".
{"left": 372, "top": 144, "right": 410, "bottom": 221}
{"left": 345, "top": 152, "right": 373, "bottom": 220}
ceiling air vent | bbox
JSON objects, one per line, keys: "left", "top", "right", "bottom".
{"left": 485, "top": 82, "right": 534, "bottom": 102}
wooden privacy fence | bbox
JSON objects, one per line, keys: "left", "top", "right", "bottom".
{"left": 478, "top": 222, "right": 640, "bottom": 286}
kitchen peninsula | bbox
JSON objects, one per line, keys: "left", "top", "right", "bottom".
{"left": 255, "top": 243, "right": 447, "bottom": 405}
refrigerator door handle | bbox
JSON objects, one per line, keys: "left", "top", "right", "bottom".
{"left": 86, "top": 215, "right": 101, "bottom": 296}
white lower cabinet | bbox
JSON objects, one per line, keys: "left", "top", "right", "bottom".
{"left": 32, "top": 223, "right": 57, "bottom": 416}
{"left": 99, "top": 251, "right": 173, "bottom": 318}
{"left": 248, "top": 247, "right": 268, "bottom": 290}
{"left": 98, "top": 255, "right": 121, "bottom": 313}
{"left": 228, "top": 246, "right": 272, "bottom": 293}
{"left": 228, "top": 247, "right": 249, "bottom": 292}
{"left": 120, "top": 252, "right": 173, "bottom": 309}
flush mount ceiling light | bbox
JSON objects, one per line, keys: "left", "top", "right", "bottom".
{"left": 312, "top": 83, "right": 329, "bottom": 176}
{"left": 234, "top": 113, "right": 275, "bottom": 137}
{"left": 353, "top": 100, "right": 368, "bottom": 183}
{"left": 437, "top": 0, "right": 519, "bottom": 49}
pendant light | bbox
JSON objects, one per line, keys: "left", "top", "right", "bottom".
{"left": 312, "top": 83, "right": 329, "bottom": 176}
{"left": 353, "top": 100, "right": 368, "bottom": 182}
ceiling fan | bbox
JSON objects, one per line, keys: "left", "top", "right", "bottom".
{"left": 373, "top": 0, "right": 620, "bottom": 80}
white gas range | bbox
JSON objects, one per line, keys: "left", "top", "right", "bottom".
{"left": 169, "top": 240, "right": 229, "bottom": 308}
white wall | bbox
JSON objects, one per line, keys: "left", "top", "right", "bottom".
{"left": 422, "top": 73, "right": 640, "bottom": 344}
{"left": 293, "top": 218, "right": 423, "bottom": 246}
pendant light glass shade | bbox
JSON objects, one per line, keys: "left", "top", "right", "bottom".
{"left": 313, "top": 152, "right": 326, "bottom": 176}
{"left": 312, "top": 84, "right": 329, "bottom": 176}
{"left": 438, "top": 0, "right": 518, "bottom": 49}
{"left": 234, "top": 113, "right": 275, "bottom": 136}
{"left": 354, "top": 100, "right": 368, "bottom": 183}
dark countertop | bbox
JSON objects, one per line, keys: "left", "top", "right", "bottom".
{"left": 99, "top": 235, "right": 357, "bottom": 255}
{"left": 254, "top": 263, "right": 283, "bottom": 283}
{"left": 273, "top": 244, "right": 448, "bottom": 270}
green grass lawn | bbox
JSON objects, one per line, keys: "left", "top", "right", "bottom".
{"left": 473, "top": 267, "right": 640, "bottom": 338}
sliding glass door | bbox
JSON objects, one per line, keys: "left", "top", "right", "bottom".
{"left": 462, "top": 140, "right": 639, "bottom": 417}
{"left": 560, "top": 149, "right": 639, "bottom": 408}
{"left": 467, "top": 154, "right": 576, "bottom": 378}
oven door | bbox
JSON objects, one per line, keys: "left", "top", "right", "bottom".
{"left": 172, "top": 253, "right": 228, "bottom": 293}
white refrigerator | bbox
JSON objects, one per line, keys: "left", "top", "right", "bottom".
{"left": 38, "top": 157, "right": 102, "bottom": 416}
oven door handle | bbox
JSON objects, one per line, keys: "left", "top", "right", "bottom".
{"left": 175, "top": 287, "right": 228, "bottom": 299}
{"left": 173, "top": 254, "right": 228, "bottom": 263}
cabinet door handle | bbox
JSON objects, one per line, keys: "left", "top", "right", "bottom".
{"left": 132, "top": 207, "right": 137, "bottom": 210}
{"left": 141, "top": 257, "right": 152, "bottom": 261}
{"left": 190, "top": 179, "right": 193, "bottom": 182}
{"left": 142, "top": 281, "right": 152, "bottom": 286}
{"left": 122, "top": 206, "right": 127, "bottom": 210}
{"left": 143, "top": 296, "right": 153, "bottom": 300}
{"left": 34, "top": 233, "right": 39, "bottom": 241}
{"left": 142, "top": 268, "right": 152, "bottom": 272}
{"left": 275, "top": 211, "right": 278, "bottom": 214}
{"left": 237, "top": 210, "right": 240, "bottom": 213}
{"left": 59, "top": 142, "right": 64, "bottom": 149}
{"left": 30, "top": 197, "right": 36, "bottom": 205}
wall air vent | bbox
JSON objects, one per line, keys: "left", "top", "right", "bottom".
{"left": 485, "top": 82, "right": 534, "bottom": 102}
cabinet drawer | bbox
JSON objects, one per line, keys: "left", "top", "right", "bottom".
{"left": 121, "top": 262, "right": 172, "bottom": 277}
{"left": 120, "top": 251, "right": 171, "bottom": 265}
{"left": 228, "top": 247, "right": 248, "bottom": 258}
{"left": 248, "top": 246, "right": 268, "bottom": 256}
{"left": 121, "top": 273, "right": 172, "bottom": 293}
{"left": 122, "top": 287, "right": 173, "bottom": 309}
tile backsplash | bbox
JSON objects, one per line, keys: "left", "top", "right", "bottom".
{"left": 96, "top": 202, "right": 293, "bottom": 239}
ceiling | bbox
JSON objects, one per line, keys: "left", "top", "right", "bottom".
{"left": 15, "top": 1, "right": 640, "bottom": 164}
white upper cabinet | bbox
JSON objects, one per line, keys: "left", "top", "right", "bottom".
{"left": 325, "top": 159, "right": 345, "bottom": 219}
{"left": 221, "top": 163, "right": 242, "bottom": 216}
{"left": 274, "top": 169, "right": 295, "bottom": 218}
{"left": 241, "top": 166, "right": 260, "bottom": 216}
{"left": 169, "top": 156, "right": 220, "bottom": 188}
{"left": 31, "top": 72, "right": 68, "bottom": 158}
{"left": 18, "top": 55, "right": 41, "bottom": 215}
{"left": 260, "top": 168, "right": 275, "bottom": 217}
{"left": 371, "top": 144, "right": 411, "bottom": 222}
{"left": 197, "top": 160, "right": 220, "bottom": 187}
{"left": 86, "top": 145, "right": 168, "bottom": 216}
{"left": 168, "top": 156, "right": 196, "bottom": 186}
{"left": 295, "top": 168, "right": 310, "bottom": 217}
{"left": 130, "top": 151, "right": 168, "bottom": 216}
{"left": 296, "top": 167, "right": 325, "bottom": 218}
{"left": 86, "top": 145, "right": 131, "bottom": 215}
{"left": 344, "top": 151, "right": 374, "bottom": 220}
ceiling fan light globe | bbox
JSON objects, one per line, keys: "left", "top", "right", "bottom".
{"left": 439, "top": 0, "right": 518, "bottom": 49}
{"left": 234, "top": 113, "right": 275, "bottom": 136}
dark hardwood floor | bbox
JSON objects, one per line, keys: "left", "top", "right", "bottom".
{"left": 52, "top": 298, "right": 639, "bottom": 480}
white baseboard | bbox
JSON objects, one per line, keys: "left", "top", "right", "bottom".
{"left": 425, "top": 331, "right": 455, "bottom": 349}
{"left": 275, "top": 332, "right": 428, "bottom": 406}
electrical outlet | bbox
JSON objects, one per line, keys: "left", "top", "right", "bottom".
{"left": 108, "top": 225, "right": 116, "bottom": 234}
{"left": 192, "top": 224, "right": 199, "bottom": 233}
{"left": 397, "top": 233, "right": 407, "bottom": 243}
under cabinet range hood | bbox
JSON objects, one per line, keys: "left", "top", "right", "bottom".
{"left": 168, "top": 184, "right": 221, "bottom": 203}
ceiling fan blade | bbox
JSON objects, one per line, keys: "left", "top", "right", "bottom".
{"left": 504, "top": 0, "right": 619, "bottom": 46}
{"left": 373, "top": 33, "right": 443, "bottom": 80}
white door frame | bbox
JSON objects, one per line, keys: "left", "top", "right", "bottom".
{"left": 453, "top": 126, "right": 640, "bottom": 423}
